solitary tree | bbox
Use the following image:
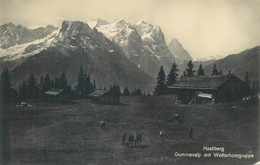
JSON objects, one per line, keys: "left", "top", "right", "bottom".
{"left": 197, "top": 64, "right": 205, "bottom": 76}
{"left": 166, "top": 61, "right": 179, "bottom": 86}
{"left": 154, "top": 66, "right": 167, "bottom": 95}
{"left": 185, "top": 60, "right": 195, "bottom": 76}
{"left": 211, "top": 64, "right": 219, "bottom": 75}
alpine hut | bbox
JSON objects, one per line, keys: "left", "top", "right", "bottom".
{"left": 169, "top": 75, "right": 250, "bottom": 104}
{"left": 44, "top": 88, "right": 69, "bottom": 102}
{"left": 89, "top": 89, "right": 120, "bottom": 104}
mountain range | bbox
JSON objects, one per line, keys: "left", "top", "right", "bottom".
{"left": 8, "top": 21, "right": 156, "bottom": 91}
{"left": 0, "top": 19, "right": 258, "bottom": 91}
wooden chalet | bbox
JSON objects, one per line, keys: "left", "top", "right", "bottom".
{"left": 89, "top": 89, "right": 120, "bottom": 104}
{"left": 44, "top": 88, "right": 69, "bottom": 102}
{"left": 169, "top": 75, "right": 250, "bottom": 104}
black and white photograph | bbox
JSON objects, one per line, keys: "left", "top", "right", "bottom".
{"left": 0, "top": 0, "right": 259, "bottom": 164}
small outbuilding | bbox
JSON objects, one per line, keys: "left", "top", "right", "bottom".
{"left": 169, "top": 75, "right": 250, "bottom": 104}
{"left": 89, "top": 89, "right": 120, "bottom": 104}
{"left": 44, "top": 88, "right": 69, "bottom": 102}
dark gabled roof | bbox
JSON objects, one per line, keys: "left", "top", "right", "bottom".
{"left": 45, "top": 88, "right": 64, "bottom": 96}
{"left": 89, "top": 89, "right": 109, "bottom": 97}
{"left": 169, "top": 76, "right": 233, "bottom": 89}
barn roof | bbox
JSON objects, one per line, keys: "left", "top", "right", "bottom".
{"left": 169, "top": 76, "right": 233, "bottom": 90}
{"left": 89, "top": 89, "right": 109, "bottom": 97}
{"left": 45, "top": 88, "right": 64, "bottom": 96}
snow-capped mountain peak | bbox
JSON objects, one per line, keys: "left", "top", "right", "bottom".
{"left": 133, "top": 20, "right": 164, "bottom": 45}
{"left": 133, "top": 20, "right": 174, "bottom": 61}
{"left": 0, "top": 23, "right": 59, "bottom": 62}
{"left": 87, "top": 18, "right": 108, "bottom": 29}
{"left": 0, "top": 23, "right": 58, "bottom": 50}
{"left": 96, "top": 19, "right": 135, "bottom": 47}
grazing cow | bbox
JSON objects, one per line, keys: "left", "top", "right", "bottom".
{"left": 188, "top": 127, "right": 193, "bottom": 140}
{"left": 127, "top": 135, "right": 135, "bottom": 146}
{"left": 100, "top": 121, "right": 106, "bottom": 128}
{"left": 160, "top": 130, "right": 166, "bottom": 138}
{"left": 122, "top": 133, "right": 126, "bottom": 145}
{"left": 134, "top": 132, "right": 142, "bottom": 146}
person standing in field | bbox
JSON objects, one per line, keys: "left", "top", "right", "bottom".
{"left": 122, "top": 133, "right": 126, "bottom": 145}
{"left": 188, "top": 127, "right": 193, "bottom": 140}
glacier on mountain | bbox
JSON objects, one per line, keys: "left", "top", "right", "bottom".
{"left": 0, "top": 29, "right": 59, "bottom": 61}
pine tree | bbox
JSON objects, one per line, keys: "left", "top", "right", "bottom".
{"left": 245, "top": 72, "right": 250, "bottom": 85}
{"left": 132, "top": 88, "right": 142, "bottom": 96}
{"left": 54, "top": 77, "right": 59, "bottom": 88}
{"left": 211, "top": 64, "right": 219, "bottom": 75}
{"left": 26, "top": 74, "right": 39, "bottom": 100}
{"left": 60, "top": 71, "right": 68, "bottom": 89}
{"left": 154, "top": 66, "right": 167, "bottom": 95}
{"left": 85, "top": 73, "right": 94, "bottom": 95}
{"left": 42, "top": 74, "right": 52, "bottom": 92}
{"left": 185, "top": 60, "right": 195, "bottom": 76}
{"left": 75, "top": 66, "right": 86, "bottom": 99}
{"left": 19, "top": 81, "right": 28, "bottom": 100}
{"left": 197, "top": 64, "right": 205, "bottom": 76}
{"left": 116, "top": 85, "right": 121, "bottom": 96}
{"left": 123, "top": 86, "right": 130, "bottom": 96}
{"left": 166, "top": 61, "right": 179, "bottom": 86}
{"left": 75, "top": 67, "right": 95, "bottom": 99}
{"left": 39, "top": 76, "right": 44, "bottom": 90}
{"left": 108, "top": 84, "right": 121, "bottom": 96}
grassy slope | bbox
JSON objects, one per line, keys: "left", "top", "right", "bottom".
{"left": 1, "top": 95, "right": 259, "bottom": 165}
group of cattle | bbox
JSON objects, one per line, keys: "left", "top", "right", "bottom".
{"left": 99, "top": 113, "right": 185, "bottom": 147}
{"left": 122, "top": 132, "right": 142, "bottom": 147}
{"left": 100, "top": 120, "right": 142, "bottom": 147}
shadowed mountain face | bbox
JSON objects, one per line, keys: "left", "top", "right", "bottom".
{"left": 168, "top": 38, "right": 192, "bottom": 61}
{"left": 203, "top": 46, "right": 260, "bottom": 83}
{"left": 0, "top": 23, "right": 58, "bottom": 49}
{"left": 10, "top": 21, "right": 155, "bottom": 90}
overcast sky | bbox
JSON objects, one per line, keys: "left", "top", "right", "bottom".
{"left": 1, "top": 0, "right": 259, "bottom": 59}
